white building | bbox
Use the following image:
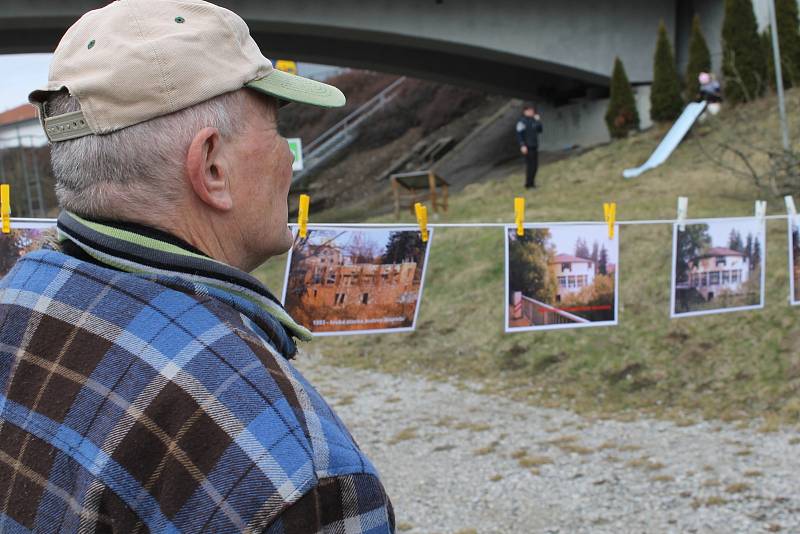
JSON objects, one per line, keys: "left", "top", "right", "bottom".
{"left": 0, "top": 104, "right": 46, "bottom": 149}
{"left": 549, "top": 253, "right": 595, "bottom": 302}
{"left": 688, "top": 247, "right": 750, "bottom": 301}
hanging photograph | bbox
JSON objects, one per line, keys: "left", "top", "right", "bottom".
{"left": 505, "top": 224, "right": 619, "bottom": 332}
{"left": 790, "top": 216, "right": 800, "bottom": 306}
{"left": 671, "top": 218, "right": 765, "bottom": 317}
{"left": 282, "top": 226, "right": 432, "bottom": 335}
{"left": 0, "top": 221, "right": 55, "bottom": 278}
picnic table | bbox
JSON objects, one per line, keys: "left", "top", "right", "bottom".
{"left": 390, "top": 170, "right": 449, "bottom": 218}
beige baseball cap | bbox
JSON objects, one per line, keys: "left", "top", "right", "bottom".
{"left": 29, "top": 0, "right": 346, "bottom": 143}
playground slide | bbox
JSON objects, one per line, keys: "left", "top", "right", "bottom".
{"left": 623, "top": 101, "right": 707, "bottom": 179}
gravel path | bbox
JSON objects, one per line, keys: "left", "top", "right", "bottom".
{"left": 296, "top": 354, "right": 800, "bottom": 534}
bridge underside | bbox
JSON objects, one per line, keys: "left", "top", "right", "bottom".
{"left": 1, "top": 18, "right": 608, "bottom": 103}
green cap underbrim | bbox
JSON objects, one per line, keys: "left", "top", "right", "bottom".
{"left": 246, "top": 68, "right": 345, "bottom": 108}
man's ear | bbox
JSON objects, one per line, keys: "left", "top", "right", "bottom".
{"left": 185, "top": 127, "right": 233, "bottom": 211}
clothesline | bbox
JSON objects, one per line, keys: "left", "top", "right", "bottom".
{"left": 286, "top": 213, "right": 793, "bottom": 228}
{"left": 10, "top": 214, "right": 794, "bottom": 228}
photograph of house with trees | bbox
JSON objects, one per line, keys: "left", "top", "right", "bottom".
{"left": 790, "top": 217, "right": 800, "bottom": 305}
{"left": 283, "top": 227, "right": 431, "bottom": 335}
{"left": 505, "top": 224, "right": 618, "bottom": 332}
{"left": 0, "top": 224, "right": 52, "bottom": 277}
{"left": 672, "top": 219, "right": 764, "bottom": 317}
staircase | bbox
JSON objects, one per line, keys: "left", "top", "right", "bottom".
{"left": 292, "top": 77, "right": 406, "bottom": 184}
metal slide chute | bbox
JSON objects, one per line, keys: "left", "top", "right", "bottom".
{"left": 623, "top": 101, "right": 707, "bottom": 179}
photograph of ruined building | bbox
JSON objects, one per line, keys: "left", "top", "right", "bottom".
{"left": 0, "top": 224, "right": 52, "bottom": 277}
{"left": 283, "top": 227, "right": 430, "bottom": 334}
{"left": 506, "top": 224, "right": 618, "bottom": 332}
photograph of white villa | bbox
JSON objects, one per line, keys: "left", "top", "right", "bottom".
{"left": 791, "top": 217, "right": 800, "bottom": 305}
{"left": 505, "top": 224, "right": 618, "bottom": 332}
{"left": 283, "top": 227, "right": 431, "bottom": 335}
{"left": 672, "top": 219, "right": 764, "bottom": 316}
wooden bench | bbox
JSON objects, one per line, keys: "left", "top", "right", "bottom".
{"left": 390, "top": 170, "right": 449, "bottom": 219}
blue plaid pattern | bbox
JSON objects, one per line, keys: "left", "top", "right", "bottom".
{"left": 0, "top": 247, "right": 393, "bottom": 533}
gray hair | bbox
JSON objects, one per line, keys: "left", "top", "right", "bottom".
{"left": 47, "top": 89, "right": 250, "bottom": 219}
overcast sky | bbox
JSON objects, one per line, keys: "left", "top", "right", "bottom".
{"left": 0, "top": 54, "right": 52, "bottom": 113}
{"left": 0, "top": 53, "right": 339, "bottom": 113}
{"left": 688, "top": 219, "right": 765, "bottom": 248}
{"left": 549, "top": 224, "right": 619, "bottom": 264}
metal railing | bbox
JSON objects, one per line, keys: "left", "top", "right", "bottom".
{"left": 293, "top": 77, "right": 406, "bottom": 183}
{"left": 520, "top": 295, "right": 589, "bottom": 326}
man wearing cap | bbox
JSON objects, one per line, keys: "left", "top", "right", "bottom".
{"left": 0, "top": 1, "right": 394, "bottom": 532}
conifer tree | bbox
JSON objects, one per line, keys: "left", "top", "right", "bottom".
{"left": 651, "top": 21, "right": 684, "bottom": 121}
{"left": 775, "top": 0, "right": 800, "bottom": 87}
{"left": 605, "top": 57, "right": 639, "bottom": 138}
{"left": 686, "top": 15, "right": 712, "bottom": 97}
{"left": 722, "top": 0, "right": 767, "bottom": 103}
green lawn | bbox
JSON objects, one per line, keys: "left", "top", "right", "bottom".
{"left": 253, "top": 90, "right": 800, "bottom": 424}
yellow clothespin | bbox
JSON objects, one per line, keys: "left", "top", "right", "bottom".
{"left": 1, "top": 185, "right": 10, "bottom": 234}
{"left": 415, "top": 202, "right": 428, "bottom": 242}
{"left": 603, "top": 202, "right": 616, "bottom": 240}
{"left": 298, "top": 194, "right": 310, "bottom": 238}
{"left": 514, "top": 197, "right": 525, "bottom": 236}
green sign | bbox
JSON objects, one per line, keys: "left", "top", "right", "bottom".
{"left": 287, "top": 138, "right": 303, "bottom": 171}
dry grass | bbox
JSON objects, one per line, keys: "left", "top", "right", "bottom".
{"left": 626, "top": 456, "right": 665, "bottom": 471}
{"left": 454, "top": 421, "right": 492, "bottom": 432}
{"left": 388, "top": 427, "right": 418, "bottom": 445}
{"left": 336, "top": 394, "right": 355, "bottom": 406}
{"left": 744, "top": 469, "right": 763, "bottom": 477}
{"left": 725, "top": 482, "right": 751, "bottom": 494}
{"left": 545, "top": 435, "right": 578, "bottom": 445}
{"left": 518, "top": 455, "right": 554, "bottom": 468}
{"left": 702, "top": 479, "right": 720, "bottom": 487}
{"left": 651, "top": 474, "right": 675, "bottom": 483}
{"left": 473, "top": 440, "right": 500, "bottom": 456}
{"left": 397, "top": 522, "right": 414, "bottom": 532}
{"left": 557, "top": 443, "right": 594, "bottom": 455}
{"left": 510, "top": 448, "right": 528, "bottom": 460}
{"left": 734, "top": 449, "right": 753, "bottom": 457}
{"left": 596, "top": 441, "right": 618, "bottom": 450}
{"left": 758, "top": 413, "right": 781, "bottom": 433}
{"left": 789, "top": 437, "right": 800, "bottom": 445}
{"left": 692, "top": 496, "right": 729, "bottom": 508}
{"left": 490, "top": 474, "right": 503, "bottom": 482}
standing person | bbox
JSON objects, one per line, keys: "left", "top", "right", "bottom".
{"left": 516, "top": 103, "right": 544, "bottom": 188}
{"left": 0, "top": 1, "right": 394, "bottom": 532}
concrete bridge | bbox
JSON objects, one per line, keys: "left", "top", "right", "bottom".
{"left": 1, "top": 0, "right": 727, "bottom": 101}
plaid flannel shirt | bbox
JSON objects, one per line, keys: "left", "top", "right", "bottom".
{"left": 0, "top": 212, "right": 394, "bottom": 533}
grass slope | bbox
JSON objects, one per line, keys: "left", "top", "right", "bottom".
{"left": 255, "top": 91, "right": 800, "bottom": 424}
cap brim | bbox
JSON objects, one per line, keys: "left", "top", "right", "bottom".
{"left": 246, "top": 68, "right": 345, "bottom": 108}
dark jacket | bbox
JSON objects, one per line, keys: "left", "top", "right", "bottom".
{"left": 516, "top": 116, "right": 543, "bottom": 148}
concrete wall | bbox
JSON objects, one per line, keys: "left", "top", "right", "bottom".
{"left": 537, "top": 84, "right": 651, "bottom": 151}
